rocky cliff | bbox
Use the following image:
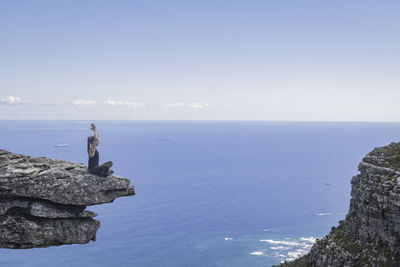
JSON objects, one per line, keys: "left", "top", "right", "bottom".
{"left": 277, "top": 142, "right": 400, "bottom": 267}
{"left": 0, "top": 149, "right": 135, "bottom": 248}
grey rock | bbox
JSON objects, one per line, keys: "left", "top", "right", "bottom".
{"left": 0, "top": 149, "right": 134, "bottom": 205}
{"left": 0, "top": 199, "right": 30, "bottom": 215}
{"left": 29, "top": 201, "right": 98, "bottom": 218}
{"left": 0, "top": 149, "right": 135, "bottom": 248}
{"left": 276, "top": 142, "right": 400, "bottom": 267}
{"left": 0, "top": 214, "right": 100, "bottom": 248}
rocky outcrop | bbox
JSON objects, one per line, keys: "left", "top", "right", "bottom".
{"left": 0, "top": 149, "right": 135, "bottom": 248}
{"left": 277, "top": 142, "right": 400, "bottom": 267}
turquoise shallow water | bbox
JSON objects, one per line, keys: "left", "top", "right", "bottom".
{"left": 0, "top": 121, "right": 399, "bottom": 266}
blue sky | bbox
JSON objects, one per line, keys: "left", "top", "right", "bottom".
{"left": 1, "top": 0, "right": 399, "bottom": 120}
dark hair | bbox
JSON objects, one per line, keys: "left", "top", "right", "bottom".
{"left": 87, "top": 136, "right": 94, "bottom": 153}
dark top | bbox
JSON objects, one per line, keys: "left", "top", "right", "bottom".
{"left": 88, "top": 149, "right": 99, "bottom": 169}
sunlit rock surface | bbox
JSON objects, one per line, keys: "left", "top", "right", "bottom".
{"left": 0, "top": 149, "right": 135, "bottom": 248}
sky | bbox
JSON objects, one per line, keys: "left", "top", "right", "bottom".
{"left": 0, "top": 0, "right": 399, "bottom": 121}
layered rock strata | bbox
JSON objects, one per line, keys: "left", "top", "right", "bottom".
{"left": 0, "top": 149, "right": 135, "bottom": 248}
{"left": 278, "top": 142, "right": 400, "bottom": 266}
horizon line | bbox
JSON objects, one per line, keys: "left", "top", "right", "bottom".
{"left": 1, "top": 119, "right": 400, "bottom": 123}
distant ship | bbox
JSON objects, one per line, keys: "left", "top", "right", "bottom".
{"left": 55, "top": 144, "right": 68, "bottom": 147}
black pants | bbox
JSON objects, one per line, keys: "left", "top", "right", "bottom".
{"left": 89, "top": 161, "right": 113, "bottom": 176}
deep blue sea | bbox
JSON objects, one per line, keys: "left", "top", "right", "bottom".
{"left": 0, "top": 121, "right": 399, "bottom": 267}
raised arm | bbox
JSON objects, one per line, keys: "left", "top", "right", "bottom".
{"left": 92, "top": 123, "right": 99, "bottom": 141}
{"left": 89, "top": 123, "right": 99, "bottom": 157}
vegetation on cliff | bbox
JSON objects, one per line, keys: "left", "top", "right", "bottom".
{"left": 276, "top": 142, "right": 400, "bottom": 267}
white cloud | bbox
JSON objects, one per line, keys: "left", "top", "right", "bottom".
{"left": 1, "top": 96, "right": 21, "bottom": 104}
{"left": 106, "top": 100, "right": 145, "bottom": 108}
{"left": 41, "top": 101, "right": 65, "bottom": 105}
{"left": 72, "top": 99, "right": 96, "bottom": 106}
{"left": 165, "top": 102, "right": 210, "bottom": 109}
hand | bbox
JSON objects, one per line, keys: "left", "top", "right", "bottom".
{"left": 90, "top": 123, "right": 96, "bottom": 131}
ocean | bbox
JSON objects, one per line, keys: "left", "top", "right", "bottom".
{"left": 0, "top": 120, "right": 399, "bottom": 267}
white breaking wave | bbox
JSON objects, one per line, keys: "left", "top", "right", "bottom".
{"left": 250, "top": 251, "right": 263, "bottom": 256}
{"left": 300, "top": 237, "right": 317, "bottom": 243}
{"left": 286, "top": 248, "right": 311, "bottom": 262}
{"left": 270, "top": 246, "right": 290, "bottom": 250}
{"left": 257, "top": 236, "right": 317, "bottom": 263}
{"left": 315, "top": 213, "right": 332, "bottom": 216}
{"left": 260, "top": 239, "right": 301, "bottom": 246}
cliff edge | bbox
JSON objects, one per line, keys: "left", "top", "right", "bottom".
{"left": 277, "top": 142, "right": 400, "bottom": 266}
{"left": 0, "top": 149, "right": 135, "bottom": 248}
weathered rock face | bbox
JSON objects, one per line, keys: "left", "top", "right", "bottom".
{"left": 0, "top": 149, "right": 135, "bottom": 248}
{"left": 278, "top": 142, "right": 400, "bottom": 267}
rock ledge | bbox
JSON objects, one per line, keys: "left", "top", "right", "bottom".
{"left": 0, "top": 149, "right": 135, "bottom": 248}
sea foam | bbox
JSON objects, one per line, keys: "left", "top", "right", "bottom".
{"left": 315, "top": 212, "right": 332, "bottom": 216}
{"left": 257, "top": 236, "right": 316, "bottom": 263}
{"left": 250, "top": 251, "right": 264, "bottom": 256}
